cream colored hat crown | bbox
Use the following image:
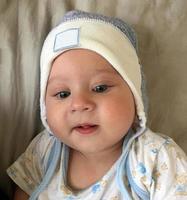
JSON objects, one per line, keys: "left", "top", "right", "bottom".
{"left": 40, "top": 10, "right": 147, "bottom": 132}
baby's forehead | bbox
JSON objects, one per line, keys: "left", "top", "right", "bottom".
{"left": 50, "top": 49, "right": 118, "bottom": 73}
{"left": 52, "top": 48, "right": 111, "bottom": 64}
{"left": 48, "top": 52, "right": 124, "bottom": 86}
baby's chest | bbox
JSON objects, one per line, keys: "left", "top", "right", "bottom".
{"left": 38, "top": 171, "right": 125, "bottom": 200}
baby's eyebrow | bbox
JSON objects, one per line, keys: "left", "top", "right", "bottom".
{"left": 94, "top": 69, "right": 121, "bottom": 79}
{"left": 47, "top": 67, "right": 118, "bottom": 85}
{"left": 47, "top": 76, "right": 67, "bottom": 85}
{"left": 94, "top": 68, "right": 117, "bottom": 75}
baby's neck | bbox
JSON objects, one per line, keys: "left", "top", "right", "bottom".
{"left": 67, "top": 144, "right": 122, "bottom": 191}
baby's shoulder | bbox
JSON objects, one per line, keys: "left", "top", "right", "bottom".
{"left": 127, "top": 130, "right": 187, "bottom": 198}
{"left": 29, "top": 130, "right": 56, "bottom": 154}
{"left": 27, "top": 130, "right": 64, "bottom": 172}
{"left": 129, "top": 128, "right": 187, "bottom": 172}
{"left": 27, "top": 130, "right": 60, "bottom": 165}
{"left": 133, "top": 128, "right": 173, "bottom": 155}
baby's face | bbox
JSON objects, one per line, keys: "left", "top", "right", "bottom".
{"left": 45, "top": 49, "right": 135, "bottom": 154}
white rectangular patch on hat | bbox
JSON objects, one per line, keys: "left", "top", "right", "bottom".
{"left": 54, "top": 28, "right": 79, "bottom": 52}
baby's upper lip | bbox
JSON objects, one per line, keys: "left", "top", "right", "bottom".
{"left": 73, "top": 123, "right": 98, "bottom": 129}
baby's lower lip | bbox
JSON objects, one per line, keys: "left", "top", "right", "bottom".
{"left": 74, "top": 125, "right": 98, "bottom": 135}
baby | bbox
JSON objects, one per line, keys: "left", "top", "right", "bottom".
{"left": 7, "top": 10, "right": 187, "bottom": 200}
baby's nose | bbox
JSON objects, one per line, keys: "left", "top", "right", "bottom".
{"left": 70, "top": 94, "right": 95, "bottom": 112}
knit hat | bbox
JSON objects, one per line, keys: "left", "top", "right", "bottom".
{"left": 40, "top": 10, "right": 147, "bottom": 133}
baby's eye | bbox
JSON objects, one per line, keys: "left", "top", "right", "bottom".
{"left": 56, "top": 91, "right": 71, "bottom": 99}
{"left": 92, "top": 85, "right": 109, "bottom": 93}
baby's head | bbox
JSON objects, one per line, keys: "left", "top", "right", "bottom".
{"left": 40, "top": 10, "right": 147, "bottom": 150}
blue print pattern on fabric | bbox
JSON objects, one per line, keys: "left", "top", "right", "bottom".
{"left": 151, "top": 149, "right": 158, "bottom": 154}
{"left": 92, "top": 183, "right": 101, "bottom": 193}
{"left": 65, "top": 196, "right": 74, "bottom": 200}
{"left": 174, "top": 173, "right": 187, "bottom": 195}
{"left": 137, "top": 163, "right": 146, "bottom": 174}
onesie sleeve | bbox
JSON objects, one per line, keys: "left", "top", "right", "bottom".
{"left": 7, "top": 130, "right": 55, "bottom": 195}
{"left": 128, "top": 130, "right": 187, "bottom": 200}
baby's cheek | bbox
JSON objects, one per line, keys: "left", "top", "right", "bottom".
{"left": 102, "top": 101, "right": 135, "bottom": 127}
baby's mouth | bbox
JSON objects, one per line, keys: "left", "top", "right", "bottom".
{"left": 73, "top": 123, "right": 98, "bottom": 135}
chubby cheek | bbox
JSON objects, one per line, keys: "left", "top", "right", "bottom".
{"left": 101, "top": 98, "right": 135, "bottom": 132}
{"left": 45, "top": 101, "right": 67, "bottom": 136}
{"left": 46, "top": 115, "right": 68, "bottom": 141}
